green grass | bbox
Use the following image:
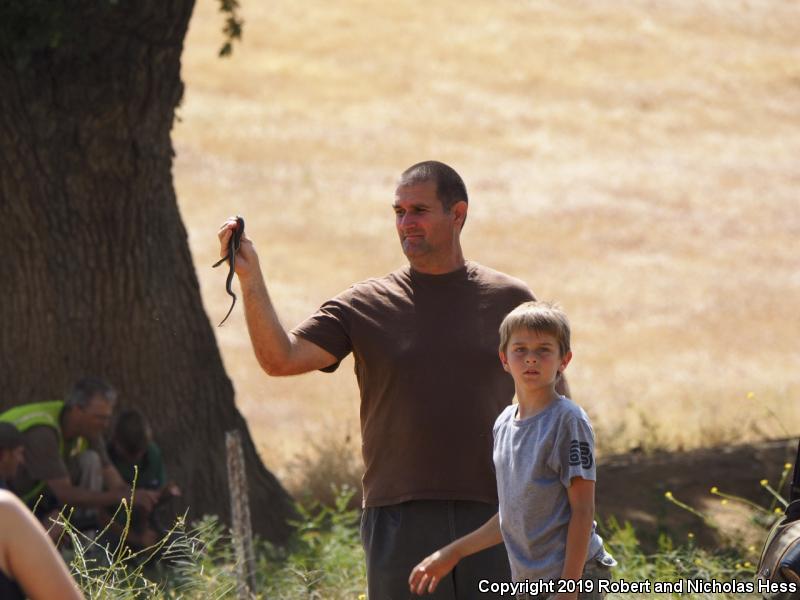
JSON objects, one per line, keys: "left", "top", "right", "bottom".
{"left": 602, "top": 517, "right": 759, "bottom": 599}
{"left": 54, "top": 484, "right": 782, "bottom": 599}
{"left": 54, "top": 487, "right": 365, "bottom": 599}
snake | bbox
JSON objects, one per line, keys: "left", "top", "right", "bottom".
{"left": 213, "top": 216, "right": 245, "bottom": 327}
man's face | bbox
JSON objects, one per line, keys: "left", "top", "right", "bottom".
{"left": 77, "top": 395, "right": 114, "bottom": 438}
{"left": 393, "top": 181, "right": 464, "bottom": 262}
{"left": 0, "top": 445, "right": 24, "bottom": 480}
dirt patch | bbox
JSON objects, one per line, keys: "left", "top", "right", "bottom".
{"left": 596, "top": 437, "right": 797, "bottom": 552}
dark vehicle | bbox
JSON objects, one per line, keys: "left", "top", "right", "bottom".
{"left": 758, "top": 441, "right": 800, "bottom": 600}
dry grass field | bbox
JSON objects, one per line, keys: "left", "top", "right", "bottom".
{"left": 173, "top": 0, "right": 800, "bottom": 484}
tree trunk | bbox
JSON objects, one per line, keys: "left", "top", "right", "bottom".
{"left": 0, "top": 1, "right": 294, "bottom": 542}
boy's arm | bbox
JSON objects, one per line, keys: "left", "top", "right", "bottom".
{"left": 556, "top": 477, "right": 595, "bottom": 600}
{"left": 409, "top": 512, "right": 502, "bottom": 595}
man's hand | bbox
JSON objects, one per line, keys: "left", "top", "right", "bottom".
{"left": 408, "top": 546, "right": 460, "bottom": 595}
{"left": 217, "top": 216, "right": 339, "bottom": 376}
{"left": 218, "top": 216, "right": 258, "bottom": 279}
{"left": 132, "top": 488, "right": 160, "bottom": 513}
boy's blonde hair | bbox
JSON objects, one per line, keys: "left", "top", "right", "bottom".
{"left": 498, "top": 301, "right": 571, "bottom": 357}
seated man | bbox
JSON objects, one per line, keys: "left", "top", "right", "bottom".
{"left": 0, "top": 423, "right": 25, "bottom": 490}
{"left": 107, "top": 409, "right": 180, "bottom": 546}
{"left": 0, "top": 378, "right": 159, "bottom": 532}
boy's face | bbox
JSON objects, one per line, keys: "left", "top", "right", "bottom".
{"left": 499, "top": 328, "right": 572, "bottom": 393}
{"left": 112, "top": 439, "right": 147, "bottom": 464}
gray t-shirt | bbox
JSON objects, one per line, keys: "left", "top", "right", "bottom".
{"left": 492, "top": 396, "right": 604, "bottom": 583}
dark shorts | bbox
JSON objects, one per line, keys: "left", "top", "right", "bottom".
{"left": 360, "top": 499, "right": 511, "bottom": 600}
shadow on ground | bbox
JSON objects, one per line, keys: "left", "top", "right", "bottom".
{"left": 596, "top": 437, "right": 797, "bottom": 552}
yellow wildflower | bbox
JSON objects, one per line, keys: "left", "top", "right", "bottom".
{"left": 785, "top": 463, "right": 793, "bottom": 470}
{"left": 747, "top": 392, "right": 755, "bottom": 399}
{"left": 687, "top": 532, "right": 695, "bottom": 539}
{"left": 664, "top": 491, "right": 673, "bottom": 499}
{"left": 760, "top": 479, "right": 769, "bottom": 486}
{"left": 710, "top": 486, "right": 719, "bottom": 494}
{"left": 721, "top": 499, "right": 729, "bottom": 505}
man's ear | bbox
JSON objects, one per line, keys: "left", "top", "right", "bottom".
{"left": 498, "top": 350, "right": 510, "bottom": 372}
{"left": 452, "top": 200, "right": 467, "bottom": 229}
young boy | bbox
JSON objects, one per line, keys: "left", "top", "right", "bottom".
{"left": 409, "top": 301, "right": 615, "bottom": 599}
{"left": 107, "top": 409, "right": 180, "bottom": 547}
{"left": 108, "top": 409, "right": 166, "bottom": 492}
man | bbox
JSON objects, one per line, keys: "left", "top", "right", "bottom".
{"left": 0, "top": 423, "right": 24, "bottom": 490}
{"left": 218, "top": 161, "right": 566, "bottom": 599}
{"left": 0, "top": 378, "right": 159, "bottom": 525}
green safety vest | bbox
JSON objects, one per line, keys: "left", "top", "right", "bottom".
{"left": 0, "top": 400, "right": 88, "bottom": 503}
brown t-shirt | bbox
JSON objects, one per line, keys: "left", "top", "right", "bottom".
{"left": 292, "top": 261, "right": 535, "bottom": 507}
{"left": 12, "top": 426, "right": 110, "bottom": 497}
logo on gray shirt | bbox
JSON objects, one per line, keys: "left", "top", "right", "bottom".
{"left": 569, "top": 440, "right": 593, "bottom": 468}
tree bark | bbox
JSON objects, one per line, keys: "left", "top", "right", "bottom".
{"left": 0, "top": 1, "right": 294, "bottom": 543}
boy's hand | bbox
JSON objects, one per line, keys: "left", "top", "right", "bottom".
{"left": 408, "top": 546, "right": 460, "bottom": 595}
{"left": 160, "top": 482, "right": 182, "bottom": 499}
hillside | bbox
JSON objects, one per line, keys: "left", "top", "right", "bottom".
{"left": 173, "top": 0, "right": 800, "bottom": 477}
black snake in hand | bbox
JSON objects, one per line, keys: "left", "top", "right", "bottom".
{"left": 213, "top": 216, "right": 244, "bottom": 327}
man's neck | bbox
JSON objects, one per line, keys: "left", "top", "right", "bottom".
{"left": 408, "top": 250, "right": 466, "bottom": 275}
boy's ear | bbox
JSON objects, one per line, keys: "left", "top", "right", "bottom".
{"left": 498, "top": 350, "right": 510, "bottom": 372}
{"left": 559, "top": 350, "right": 573, "bottom": 373}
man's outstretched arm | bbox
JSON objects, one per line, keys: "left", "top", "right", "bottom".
{"left": 218, "top": 217, "right": 337, "bottom": 376}
{"left": 46, "top": 476, "right": 128, "bottom": 510}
